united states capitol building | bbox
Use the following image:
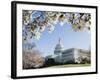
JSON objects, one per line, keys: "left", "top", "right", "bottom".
{"left": 48, "top": 38, "right": 91, "bottom": 64}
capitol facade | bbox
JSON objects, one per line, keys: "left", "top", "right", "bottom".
{"left": 53, "top": 38, "right": 91, "bottom": 64}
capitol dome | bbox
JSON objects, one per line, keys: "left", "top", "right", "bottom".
{"left": 54, "top": 38, "right": 64, "bottom": 54}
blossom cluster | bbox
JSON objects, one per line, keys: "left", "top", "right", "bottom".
{"left": 22, "top": 10, "right": 91, "bottom": 40}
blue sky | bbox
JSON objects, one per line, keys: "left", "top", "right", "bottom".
{"left": 28, "top": 23, "right": 90, "bottom": 57}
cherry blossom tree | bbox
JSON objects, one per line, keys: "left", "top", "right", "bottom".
{"left": 23, "top": 49, "right": 45, "bottom": 69}
{"left": 22, "top": 10, "right": 91, "bottom": 41}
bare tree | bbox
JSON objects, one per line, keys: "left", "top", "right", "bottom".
{"left": 23, "top": 42, "right": 36, "bottom": 50}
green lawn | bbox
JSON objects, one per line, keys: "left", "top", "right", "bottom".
{"left": 46, "top": 64, "right": 91, "bottom": 68}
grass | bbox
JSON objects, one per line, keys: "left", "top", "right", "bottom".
{"left": 46, "top": 64, "right": 91, "bottom": 68}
